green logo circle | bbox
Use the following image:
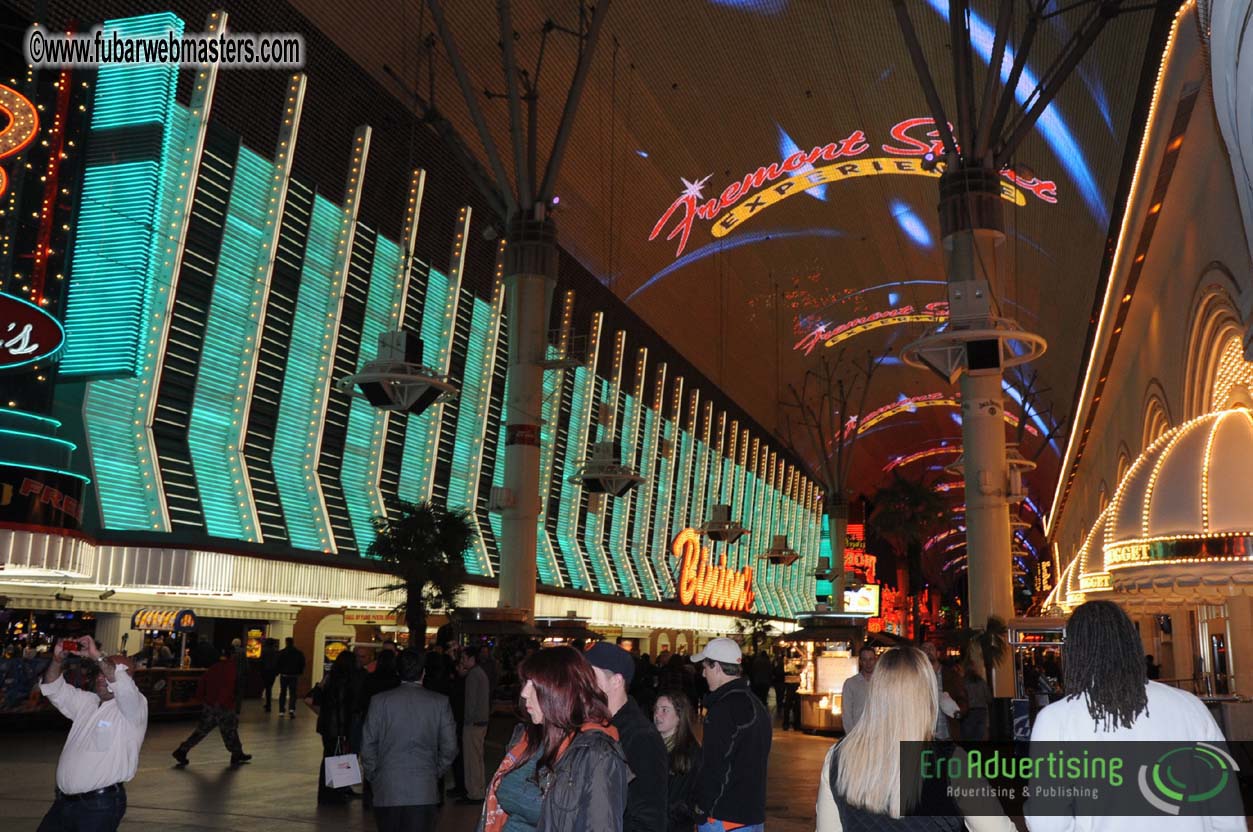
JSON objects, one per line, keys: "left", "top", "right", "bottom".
{"left": 1137, "top": 743, "right": 1239, "bottom": 815}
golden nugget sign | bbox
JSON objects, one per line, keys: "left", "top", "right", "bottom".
{"left": 650, "top": 118, "right": 1058, "bottom": 258}
{"left": 131, "top": 608, "right": 197, "bottom": 632}
{"left": 672, "top": 528, "right": 755, "bottom": 612}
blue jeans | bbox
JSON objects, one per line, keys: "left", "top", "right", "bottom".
{"left": 37, "top": 786, "right": 126, "bottom": 832}
{"left": 697, "top": 822, "right": 764, "bottom": 832}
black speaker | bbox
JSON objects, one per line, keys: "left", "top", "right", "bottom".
{"left": 966, "top": 339, "right": 1001, "bottom": 372}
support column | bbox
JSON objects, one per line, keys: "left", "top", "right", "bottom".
{"left": 1225, "top": 593, "right": 1253, "bottom": 697}
{"left": 941, "top": 168, "right": 1016, "bottom": 697}
{"left": 268, "top": 618, "right": 295, "bottom": 645}
{"left": 93, "top": 613, "right": 143, "bottom": 658}
{"left": 499, "top": 215, "right": 559, "bottom": 620}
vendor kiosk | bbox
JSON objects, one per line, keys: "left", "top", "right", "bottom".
{"left": 129, "top": 607, "right": 204, "bottom": 715}
{"left": 535, "top": 615, "right": 603, "bottom": 647}
{"left": 778, "top": 611, "right": 868, "bottom": 732}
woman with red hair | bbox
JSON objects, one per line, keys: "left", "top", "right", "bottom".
{"left": 478, "top": 646, "right": 629, "bottom": 832}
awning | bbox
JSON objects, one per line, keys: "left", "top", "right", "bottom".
{"left": 131, "top": 608, "right": 197, "bottom": 632}
{"left": 778, "top": 624, "right": 864, "bottom": 644}
{"left": 455, "top": 619, "right": 542, "bottom": 637}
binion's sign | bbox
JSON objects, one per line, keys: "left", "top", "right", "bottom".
{"left": 671, "top": 527, "right": 755, "bottom": 612}
{"left": 0, "top": 291, "right": 65, "bottom": 370}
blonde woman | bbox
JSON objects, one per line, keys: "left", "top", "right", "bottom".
{"left": 815, "top": 647, "right": 1012, "bottom": 832}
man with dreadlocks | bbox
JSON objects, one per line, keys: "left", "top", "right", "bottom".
{"left": 1024, "top": 601, "right": 1243, "bottom": 831}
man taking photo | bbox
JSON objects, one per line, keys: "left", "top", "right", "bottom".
{"left": 38, "top": 635, "right": 148, "bottom": 831}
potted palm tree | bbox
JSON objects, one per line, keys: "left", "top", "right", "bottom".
{"left": 867, "top": 473, "right": 950, "bottom": 642}
{"left": 368, "top": 500, "right": 476, "bottom": 642}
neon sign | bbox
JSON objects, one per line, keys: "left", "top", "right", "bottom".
{"left": 847, "top": 392, "right": 1039, "bottom": 438}
{"left": 884, "top": 445, "right": 960, "bottom": 472}
{"left": 650, "top": 117, "right": 1058, "bottom": 258}
{"left": 0, "top": 84, "right": 39, "bottom": 199}
{"left": 0, "top": 291, "right": 65, "bottom": 370}
{"left": 794, "top": 301, "right": 948, "bottom": 355}
{"left": 671, "top": 528, "right": 755, "bottom": 612}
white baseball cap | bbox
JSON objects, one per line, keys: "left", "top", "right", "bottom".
{"left": 691, "top": 637, "right": 742, "bottom": 665}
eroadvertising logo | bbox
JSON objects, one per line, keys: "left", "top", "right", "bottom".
{"left": 1138, "top": 742, "right": 1241, "bottom": 816}
{"left": 900, "top": 741, "right": 1247, "bottom": 818}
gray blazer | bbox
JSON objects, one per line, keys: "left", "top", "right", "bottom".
{"left": 361, "top": 682, "right": 458, "bottom": 807}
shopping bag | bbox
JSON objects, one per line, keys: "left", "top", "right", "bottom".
{"left": 324, "top": 752, "right": 362, "bottom": 788}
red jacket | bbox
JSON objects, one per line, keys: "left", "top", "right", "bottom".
{"left": 197, "top": 659, "right": 237, "bottom": 708}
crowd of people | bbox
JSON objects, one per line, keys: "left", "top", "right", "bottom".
{"left": 30, "top": 600, "right": 1245, "bottom": 832}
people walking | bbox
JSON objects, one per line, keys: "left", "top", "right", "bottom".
{"left": 748, "top": 649, "right": 772, "bottom": 706}
{"left": 172, "top": 648, "right": 252, "bottom": 766}
{"left": 960, "top": 648, "right": 990, "bottom": 742}
{"left": 37, "top": 636, "right": 148, "bottom": 832}
{"left": 839, "top": 645, "right": 876, "bottom": 734}
{"left": 309, "top": 651, "right": 359, "bottom": 804}
{"left": 260, "top": 638, "right": 279, "bottom": 713}
{"left": 458, "top": 647, "right": 491, "bottom": 805}
{"left": 230, "top": 638, "right": 247, "bottom": 714}
{"left": 1024, "top": 601, "right": 1244, "bottom": 832}
{"left": 588, "top": 642, "right": 668, "bottom": 832}
{"left": 276, "top": 636, "right": 305, "bottom": 718}
{"left": 654, "top": 690, "right": 702, "bottom": 832}
{"left": 690, "top": 637, "right": 771, "bottom": 832}
{"left": 815, "top": 646, "right": 1012, "bottom": 831}
{"left": 921, "top": 642, "right": 962, "bottom": 742}
{"left": 478, "top": 646, "right": 629, "bottom": 832}
{"left": 361, "top": 649, "right": 458, "bottom": 832}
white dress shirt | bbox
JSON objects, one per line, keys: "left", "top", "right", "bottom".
{"left": 40, "top": 666, "right": 148, "bottom": 795}
{"left": 1024, "top": 681, "right": 1244, "bottom": 832}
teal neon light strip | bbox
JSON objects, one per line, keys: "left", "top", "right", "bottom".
{"left": 62, "top": 14, "right": 184, "bottom": 377}
{"left": 650, "top": 418, "right": 676, "bottom": 597}
{"left": 340, "top": 235, "right": 402, "bottom": 553}
{"left": 535, "top": 344, "right": 564, "bottom": 587}
{"left": 608, "top": 393, "right": 638, "bottom": 598}
{"left": 690, "top": 439, "right": 708, "bottom": 537}
{"left": 271, "top": 194, "right": 344, "bottom": 551}
{"left": 583, "top": 379, "right": 616, "bottom": 594}
{"left": 0, "top": 461, "right": 92, "bottom": 483}
{"left": 0, "top": 429, "right": 76, "bottom": 451}
{"left": 487, "top": 313, "right": 509, "bottom": 567}
{"left": 81, "top": 102, "right": 190, "bottom": 530}
{"left": 630, "top": 403, "right": 659, "bottom": 601}
{"left": 187, "top": 147, "right": 273, "bottom": 541}
{"left": 398, "top": 268, "right": 450, "bottom": 503}
{"left": 0, "top": 410, "right": 61, "bottom": 430}
{"left": 447, "top": 294, "right": 500, "bottom": 577}
{"left": 671, "top": 431, "right": 693, "bottom": 538}
{"left": 556, "top": 366, "right": 593, "bottom": 590}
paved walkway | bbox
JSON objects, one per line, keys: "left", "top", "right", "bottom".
{"left": 0, "top": 705, "right": 832, "bottom": 832}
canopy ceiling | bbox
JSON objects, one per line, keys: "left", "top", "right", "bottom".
{"left": 294, "top": 0, "right": 1164, "bottom": 554}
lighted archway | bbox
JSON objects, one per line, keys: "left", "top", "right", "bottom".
{"left": 1183, "top": 269, "right": 1244, "bottom": 418}
{"left": 1142, "top": 381, "right": 1172, "bottom": 452}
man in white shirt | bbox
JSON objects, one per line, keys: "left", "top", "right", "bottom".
{"left": 37, "top": 635, "right": 148, "bottom": 832}
{"left": 1025, "top": 601, "right": 1244, "bottom": 832}
{"left": 839, "top": 645, "right": 877, "bottom": 734}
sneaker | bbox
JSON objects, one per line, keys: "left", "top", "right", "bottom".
{"left": 230, "top": 753, "right": 253, "bottom": 765}
{"left": 172, "top": 749, "right": 189, "bottom": 767}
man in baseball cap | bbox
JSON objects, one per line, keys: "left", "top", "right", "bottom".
{"left": 587, "top": 642, "right": 667, "bottom": 832}
{"left": 691, "top": 637, "right": 771, "bottom": 831}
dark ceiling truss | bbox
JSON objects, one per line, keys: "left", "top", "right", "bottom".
{"left": 890, "top": 0, "right": 1159, "bottom": 173}
{"left": 424, "top": 0, "right": 611, "bottom": 221}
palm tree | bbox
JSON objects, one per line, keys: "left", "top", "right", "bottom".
{"left": 368, "top": 500, "right": 476, "bottom": 640}
{"left": 867, "top": 473, "right": 949, "bottom": 641}
{"left": 733, "top": 613, "right": 777, "bottom": 654}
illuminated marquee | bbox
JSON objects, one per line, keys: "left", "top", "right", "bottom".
{"left": 794, "top": 301, "right": 948, "bottom": 355}
{"left": 671, "top": 527, "right": 755, "bottom": 612}
{"left": 131, "top": 608, "right": 197, "bottom": 632}
{"left": 650, "top": 117, "right": 1058, "bottom": 258}
{"left": 884, "top": 445, "right": 961, "bottom": 472}
{"left": 847, "top": 392, "right": 1039, "bottom": 438}
{"left": 0, "top": 84, "right": 39, "bottom": 199}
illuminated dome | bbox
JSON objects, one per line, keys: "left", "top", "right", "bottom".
{"left": 1105, "top": 409, "right": 1253, "bottom": 567}
{"left": 1077, "top": 505, "right": 1112, "bottom": 596}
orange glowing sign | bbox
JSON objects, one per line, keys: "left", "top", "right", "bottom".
{"left": 672, "top": 528, "right": 755, "bottom": 612}
{"left": 0, "top": 84, "right": 39, "bottom": 199}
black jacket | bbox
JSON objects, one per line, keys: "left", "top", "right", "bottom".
{"left": 480, "top": 724, "right": 630, "bottom": 832}
{"left": 696, "top": 677, "right": 772, "bottom": 824}
{"left": 276, "top": 645, "right": 305, "bottom": 676}
{"left": 612, "top": 697, "right": 669, "bottom": 832}
{"left": 666, "top": 742, "right": 702, "bottom": 832}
